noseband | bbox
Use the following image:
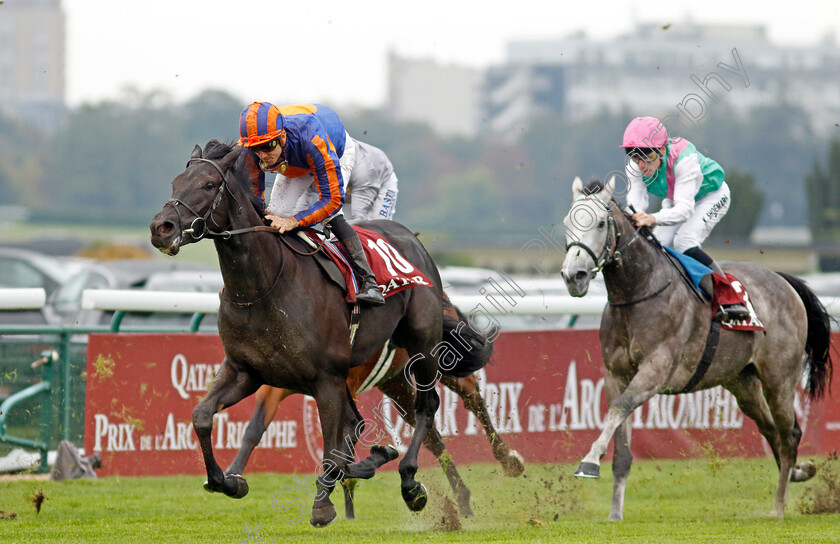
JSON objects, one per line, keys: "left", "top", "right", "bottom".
{"left": 166, "top": 157, "right": 239, "bottom": 240}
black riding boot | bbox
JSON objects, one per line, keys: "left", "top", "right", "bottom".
{"left": 684, "top": 247, "right": 750, "bottom": 321}
{"left": 329, "top": 215, "right": 385, "bottom": 306}
{"left": 342, "top": 235, "right": 386, "bottom": 306}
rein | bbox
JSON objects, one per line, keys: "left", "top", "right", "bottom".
{"left": 168, "top": 157, "right": 323, "bottom": 257}
{"left": 608, "top": 279, "right": 672, "bottom": 307}
{"left": 605, "top": 219, "right": 677, "bottom": 307}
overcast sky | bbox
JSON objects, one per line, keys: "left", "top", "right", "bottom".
{"left": 63, "top": 1, "right": 840, "bottom": 109}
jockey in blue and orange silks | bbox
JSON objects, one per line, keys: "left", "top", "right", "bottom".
{"left": 622, "top": 116, "right": 750, "bottom": 322}
{"left": 238, "top": 101, "right": 385, "bottom": 306}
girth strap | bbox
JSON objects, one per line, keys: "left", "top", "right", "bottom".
{"left": 679, "top": 320, "right": 721, "bottom": 393}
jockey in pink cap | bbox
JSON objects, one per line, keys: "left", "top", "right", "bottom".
{"left": 622, "top": 116, "right": 749, "bottom": 322}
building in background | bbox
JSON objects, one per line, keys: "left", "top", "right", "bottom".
{"left": 488, "top": 22, "right": 840, "bottom": 138}
{"left": 386, "top": 51, "right": 482, "bottom": 138}
{"left": 0, "top": 0, "right": 66, "bottom": 133}
{"left": 387, "top": 22, "right": 840, "bottom": 140}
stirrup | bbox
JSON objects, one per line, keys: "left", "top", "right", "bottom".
{"left": 714, "top": 303, "right": 750, "bottom": 322}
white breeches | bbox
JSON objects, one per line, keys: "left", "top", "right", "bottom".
{"left": 653, "top": 182, "right": 731, "bottom": 252}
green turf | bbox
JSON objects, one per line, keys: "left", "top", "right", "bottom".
{"left": 0, "top": 457, "right": 838, "bottom": 544}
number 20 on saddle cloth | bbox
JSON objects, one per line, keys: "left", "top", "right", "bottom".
{"left": 664, "top": 247, "right": 764, "bottom": 332}
{"left": 302, "top": 226, "right": 433, "bottom": 303}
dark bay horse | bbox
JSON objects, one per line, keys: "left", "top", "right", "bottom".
{"left": 561, "top": 176, "right": 832, "bottom": 520}
{"left": 226, "top": 296, "right": 525, "bottom": 519}
{"left": 149, "top": 140, "right": 494, "bottom": 527}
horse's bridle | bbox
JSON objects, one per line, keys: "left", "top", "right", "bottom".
{"left": 165, "top": 156, "right": 325, "bottom": 258}
{"left": 564, "top": 195, "right": 641, "bottom": 273}
{"left": 565, "top": 195, "right": 679, "bottom": 306}
{"left": 166, "top": 157, "right": 240, "bottom": 240}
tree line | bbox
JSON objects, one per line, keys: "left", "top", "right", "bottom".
{"left": 0, "top": 88, "right": 832, "bottom": 249}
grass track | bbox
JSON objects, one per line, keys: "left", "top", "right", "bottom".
{"left": 1, "top": 457, "right": 838, "bottom": 544}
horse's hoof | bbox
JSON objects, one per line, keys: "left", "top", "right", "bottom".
{"left": 373, "top": 444, "right": 400, "bottom": 463}
{"left": 791, "top": 462, "right": 817, "bottom": 482}
{"left": 203, "top": 480, "right": 214, "bottom": 493}
{"left": 310, "top": 504, "right": 337, "bottom": 527}
{"left": 225, "top": 474, "right": 249, "bottom": 499}
{"left": 403, "top": 482, "right": 428, "bottom": 512}
{"left": 574, "top": 462, "right": 600, "bottom": 478}
{"left": 502, "top": 450, "right": 525, "bottom": 477}
{"left": 346, "top": 459, "right": 376, "bottom": 480}
{"left": 459, "top": 501, "right": 474, "bottom": 517}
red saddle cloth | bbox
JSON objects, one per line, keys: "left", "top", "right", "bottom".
{"left": 303, "top": 226, "right": 433, "bottom": 303}
{"left": 712, "top": 272, "right": 765, "bottom": 331}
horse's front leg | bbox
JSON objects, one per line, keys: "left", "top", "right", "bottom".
{"left": 606, "top": 374, "right": 633, "bottom": 521}
{"left": 309, "top": 377, "right": 353, "bottom": 528}
{"left": 194, "top": 358, "right": 261, "bottom": 498}
{"left": 378, "top": 376, "right": 473, "bottom": 516}
{"left": 575, "top": 352, "right": 669, "bottom": 478}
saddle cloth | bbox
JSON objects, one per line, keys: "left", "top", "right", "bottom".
{"left": 712, "top": 272, "right": 765, "bottom": 331}
{"left": 663, "top": 247, "right": 764, "bottom": 332}
{"left": 301, "top": 226, "right": 433, "bottom": 303}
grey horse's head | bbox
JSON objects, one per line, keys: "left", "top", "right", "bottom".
{"left": 561, "top": 176, "right": 616, "bottom": 297}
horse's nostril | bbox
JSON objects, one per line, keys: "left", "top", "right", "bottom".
{"left": 575, "top": 271, "right": 588, "bottom": 282}
{"left": 157, "top": 221, "right": 174, "bottom": 235}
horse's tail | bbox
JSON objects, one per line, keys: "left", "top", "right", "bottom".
{"left": 438, "top": 306, "right": 495, "bottom": 378}
{"left": 777, "top": 271, "right": 834, "bottom": 399}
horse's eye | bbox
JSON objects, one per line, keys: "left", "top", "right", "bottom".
{"left": 204, "top": 181, "right": 215, "bottom": 190}
{"left": 598, "top": 220, "right": 606, "bottom": 228}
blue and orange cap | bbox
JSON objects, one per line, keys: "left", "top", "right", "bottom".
{"left": 238, "top": 102, "right": 286, "bottom": 147}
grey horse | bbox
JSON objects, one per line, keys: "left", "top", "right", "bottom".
{"left": 561, "top": 176, "right": 832, "bottom": 520}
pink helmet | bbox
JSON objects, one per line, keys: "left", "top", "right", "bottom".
{"left": 621, "top": 117, "right": 668, "bottom": 149}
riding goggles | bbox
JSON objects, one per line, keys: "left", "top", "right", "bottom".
{"left": 625, "top": 147, "right": 660, "bottom": 162}
{"left": 250, "top": 138, "right": 280, "bottom": 153}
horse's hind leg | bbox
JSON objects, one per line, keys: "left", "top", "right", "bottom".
{"left": 399, "top": 379, "right": 439, "bottom": 512}
{"left": 378, "top": 376, "right": 473, "bottom": 516}
{"left": 194, "top": 359, "right": 261, "bottom": 499}
{"left": 345, "top": 388, "right": 399, "bottom": 481}
{"left": 390, "top": 342, "right": 440, "bottom": 512}
{"left": 440, "top": 374, "right": 524, "bottom": 477}
{"left": 226, "top": 386, "right": 293, "bottom": 476}
{"left": 730, "top": 360, "right": 811, "bottom": 516}
{"left": 724, "top": 367, "right": 784, "bottom": 466}
{"left": 761, "top": 372, "right": 805, "bottom": 517}
{"left": 341, "top": 479, "right": 358, "bottom": 519}
{"left": 788, "top": 419, "right": 816, "bottom": 482}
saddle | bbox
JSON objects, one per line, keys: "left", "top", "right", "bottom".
{"left": 662, "top": 247, "right": 764, "bottom": 332}
{"left": 296, "top": 226, "right": 433, "bottom": 304}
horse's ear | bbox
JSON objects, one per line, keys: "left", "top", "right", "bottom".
{"left": 191, "top": 145, "right": 202, "bottom": 160}
{"left": 603, "top": 176, "right": 617, "bottom": 201}
{"left": 572, "top": 176, "right": 584, "bottom": 198}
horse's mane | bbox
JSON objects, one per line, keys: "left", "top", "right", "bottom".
{"left": 582, "top": 177, "right": 605, "bottom": 196}
{"left": 202, "top": 139, "right": 266, "bottom": 217}
{"left": 585, "top": 177, "right": 660, "bottom": 251}
{"left": 202, "top": 139, "right": 235, "bottom": 160}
